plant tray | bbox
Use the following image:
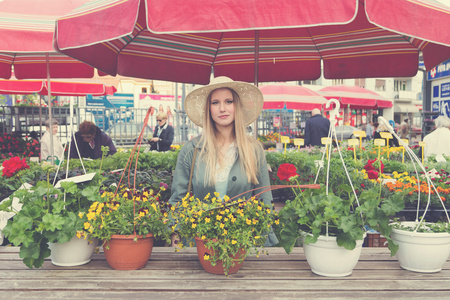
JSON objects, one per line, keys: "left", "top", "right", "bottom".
{"left": 364, "top": 232, "right": 388, "bottom": 247}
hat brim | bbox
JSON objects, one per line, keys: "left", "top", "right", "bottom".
{"left": 184, "top": 80, "right": 264, "bottom": 128}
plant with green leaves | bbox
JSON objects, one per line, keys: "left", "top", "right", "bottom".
{"left": 1, "top": 172, "right": 104, "bottom": 268}
{"left": 275, "top": 163, "right": 408, "bottom": 256}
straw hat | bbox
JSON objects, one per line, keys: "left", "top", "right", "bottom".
{"left": 184, "top": 76, "right": 264, "bottom": 127}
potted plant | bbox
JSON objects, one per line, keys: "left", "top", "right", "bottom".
{"left": 276, "top": 158, "right": 407, "bottom": 277}
{"left": 170, "top": 193, "right": 278, "bottom": 275}
{"left": 388, "top": 137, "right": 450, "bottom": 273}
{"left": 1, "top": 171, "right": 104, "bottom": 268}
{"left": 84, "top": 186, "right": 172, "bottom": 270}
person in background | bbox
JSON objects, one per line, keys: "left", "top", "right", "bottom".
{"left": 399, "top": 118, "right": 410, "bottom": 140}
{"left": 69, "top": 121, "right": 116, "bottom": 159}
{"left": 423, "top": 115, "right": 450, "bottom": 159}
{"left": 40, "top": 118, "right": 64, "bottom": 163}
{"left": 169, "top": 76, "right": 277, "bottom": 246}
{"left": 372, "top": 122, "right": 379, "bottom": 136}
{"left": 149, "top": 111, "right": 174, "bottom": 152}
{"left": 373, "top": 123, "right": 399, "bottom": 147}
{"left": 365, "top": 122, "right": 374, "bottom": 141}
{"left": 304, "top": 108, "right": 330, "bottom": 147}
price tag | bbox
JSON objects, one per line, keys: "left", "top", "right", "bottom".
{"left": 348, "top": 139, "right": 359, "bottom": 146}
{"left": 419, "top": 141, "right": 426, "bottom": 147}
{"left": 353, "top": 131, "right": 366, "bottom": 138}
{"left": 293, "top": 138, "right": 304, "bottom": 146}
{"left": 401, "top": 139, "right": 409, "bottom": 145}
{"left": 280, "top": 136, "right": 290, "bottom": 144}
{"left": 379, "top": 132, "right": 393, "bottom": 139}
{"left": 321, "top": 137, "right": 331, "bottom": 145}
{"left": 374, "top": 138, "right": 386, "bottom": 146}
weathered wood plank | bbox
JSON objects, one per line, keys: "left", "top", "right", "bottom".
{"left": 1, "top": 245, "right": 450, "bottom": 299}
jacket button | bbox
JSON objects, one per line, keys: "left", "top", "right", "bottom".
{"left": 232, "top": 176, "right": 237, "bottom": 181}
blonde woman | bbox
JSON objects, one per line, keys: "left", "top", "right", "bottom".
{"left": 169, "top": 76, "right": 277, "bottom": 246}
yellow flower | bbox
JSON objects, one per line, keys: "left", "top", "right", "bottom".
{"left": 216, "top": 215, "right": 222, "bottom": 221}
{"left": 201, "top": 235, "right": 206, "bottom": 240}
{"left": 220, "top": 223, "right": 225, "bottom": 229}
{"left": 204, "top": 254, "right": 210, "bottom": 261}
{"left": 205, "top": 217, "right": 210, "bottom": 223}
{"left": 151, "top": 203, "right": 157, "bottom": 211}
{"left": 78, "top": 212, "right": 84, "bottom": 219}
{"left": 192, "top": 223, "right": 197, "bottom": 229}
{"left": 246, "top": 219, "right": 251, "bottom": 225}
{"left": 76, "top": 231, "right": 83, "bottom": 239}
{"left": 84, "top": 222, "right": 91, "bottom": 230}
{"left": 231, "top": 240, "right": 237, "bottom": 245}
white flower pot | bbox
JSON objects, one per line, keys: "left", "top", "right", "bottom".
{"left": 391, "top": 221, "right": 450, "bottom": 273}
{"left": 49, "top": 235, "right": 98, "bottom": 267}
{"left": 303, "top": 234, "right": 365, "bottom": 277}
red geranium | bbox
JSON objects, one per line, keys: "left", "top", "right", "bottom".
{"left": 2, "top": 156, "right": 30, "bottom": 178}
{"left": 363, "top": 159, "right": 384, "bottom": 180}
{"left": 277, "top": 163, "right": 298, "bottom": 181}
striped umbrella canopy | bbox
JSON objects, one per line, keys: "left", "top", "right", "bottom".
{"left": 319, "top": 86, "right": 390, "bottom": 140}
{"left": 55, "top": 0, "right": 450, "bottom": 85}
{"left": 260, "top": 84, "right": 328, "bottom": 111}
{"left": 0, "top": 78, "right": 116, "bottom": 96}
{"left": 0, "top": 0, "right": 95, "bottom": 79}
{"left": 318, "top": 85, "right": 392, "bottom": 109}
{"left": 0, "top": 0, "right": 97, "bottom": 164}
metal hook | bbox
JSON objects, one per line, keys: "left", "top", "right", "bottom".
{"left": 325, "top": 98, "right": 340, "bottom": 125}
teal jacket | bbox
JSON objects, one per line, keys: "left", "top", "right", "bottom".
{"left": 169, "top": 138, "right": 278, "bottom": 246}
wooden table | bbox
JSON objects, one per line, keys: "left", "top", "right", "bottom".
{"left": 1, "top": 246, "right": 449, "bottom": 299}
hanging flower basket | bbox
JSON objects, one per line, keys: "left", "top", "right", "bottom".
{"left": 195, "top": 237, "right": 246, "bottom": 275}
{"left": 49, "top": 235, "right": 98, "bottom": 267}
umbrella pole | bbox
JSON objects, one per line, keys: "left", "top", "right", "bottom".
{"left": 46, "top": 53, "right": 54, "bottom": 165}
{"left": 253, "top": 30, "right": 259, "bottom": 139}
{"left": 39, "top": 95, "right": 42, "bottom": 142}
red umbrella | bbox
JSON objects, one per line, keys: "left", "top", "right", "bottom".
{"left": 260, "top": 85, "right": 327, "bottom": 111}
{"left": 55, "top": 0, "right": 450, "bottom": 84}
{"left": 0, "top": 0, "right": 96, "bottom": 163}
{"left": 0, "top": 0, "right": 94, "bottom": 79}
{"left": 0, "top": 79, "right": 116, "bottom": 96}
{"left": 318, "top": 85, "right": 392, "bottom": 109}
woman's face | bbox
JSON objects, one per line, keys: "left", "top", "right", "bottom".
{"left": 49, "top": 125, "right": 58, "bottom": 135}
{"left": 209, "top": 88, "right": 235, "bottom": 129}
{"left": 81, "top": 132, "right": 95, "bottom": 143}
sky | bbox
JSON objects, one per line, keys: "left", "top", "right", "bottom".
{"left": 436, "top": 0, "right": 450, "bottom": 6}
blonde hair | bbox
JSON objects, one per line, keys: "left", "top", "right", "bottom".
{"left": 198, "top": 88, "right": 262, "bottom": 186}
{"left": 156, "top": 111, "right": 168, "bottom": 120}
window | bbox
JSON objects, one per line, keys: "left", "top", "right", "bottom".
{"left": 375, "top": 80, "right": 386, "bottom": 91}
{"left": 332, "top": 79, "right": 344, "bottom": 85}
{"left": 355, "top": 78, "right": 365, "bottom": 88}
{"left": 394, "top": 80, "right": 407, "bottom": 91}
{"left": 141, "top": 87, "right": 148, "bottom": 93}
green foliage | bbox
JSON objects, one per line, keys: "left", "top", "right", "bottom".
{"left": 1, "top": 173, "right": 104, "bottom": 268}
{"left": 275, "top": 181, "right": 408, "bottom": 256}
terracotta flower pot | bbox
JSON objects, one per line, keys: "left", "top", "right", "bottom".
{"left": 103, "top": 233, "right": 154, "bottom": 270}
{"left": 195, "top": 237, "right": 246, "bottom": 275}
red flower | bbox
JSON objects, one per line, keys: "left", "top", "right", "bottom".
{"left": 364, "top": 158, "right": 384, "bottom": 174}
{"left": 2, "top": 156, "right": 30, "bottom": 178}
{"left": 277, "top": 163, "right": 298, "bottom": 181}
{"left": 367, "top": 170, "right": 379, "bottom": 180}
